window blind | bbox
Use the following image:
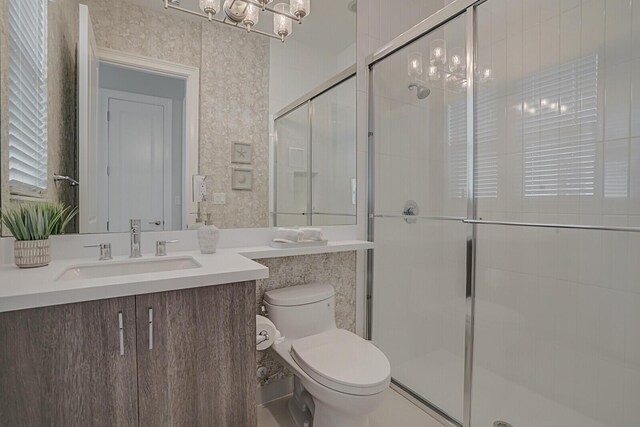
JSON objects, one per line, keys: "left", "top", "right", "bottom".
{"left": 522, "top": 55, "right": 598, "bottom": 197}
{"left": 8, "top": 0, "right": 48, "bottom": 195}
{"left": 447, "top": 90, "right": 499, "bottom": 199}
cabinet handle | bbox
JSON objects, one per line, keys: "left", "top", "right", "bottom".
{"left": 148, "top": 307, "right": 153, "bottom": 350}
{"left": 118, "top": 311, "right": 125, "bottom": 356}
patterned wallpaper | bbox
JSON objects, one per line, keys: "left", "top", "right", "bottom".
{"left": 84, "top": 0, "right": 270, "bottom": 229}
{"left": 198, "top": 23, "right": 270, "bottom": 229}
{"left": 254, "top": 251, "right": 357, "bottom": 386}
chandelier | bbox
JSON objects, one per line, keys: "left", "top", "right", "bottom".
{"left": 407, "top": 38, "right": 492, "bottom": 95}
{"left": 164, "top": 0, "right": 310, "bottom": 42}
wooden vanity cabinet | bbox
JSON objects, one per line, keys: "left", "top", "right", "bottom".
{"left": 136, "top": 281, "right": 256, "bottom": 427}
{"left": 0, "top": 281, "right": 256, "bottom": 427}
{"left": 0, "top": 296, "right": 139, "bottom": 427}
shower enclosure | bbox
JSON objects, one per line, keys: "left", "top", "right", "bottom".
{"left": 272, "top": 69, "right": 357, "bottom": 227}
{"left": 368, "top": 1, "right": 640, "bottom": 427}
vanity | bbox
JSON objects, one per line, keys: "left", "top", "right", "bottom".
{"left": 0, "top": 236, "right": 372, "bottom": 426}
{"left": 0, "top": 250, "right": 268, "bottom": 426}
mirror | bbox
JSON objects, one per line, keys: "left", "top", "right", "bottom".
{"left": 0, "top": 0, "right": 356, "bottom": 234}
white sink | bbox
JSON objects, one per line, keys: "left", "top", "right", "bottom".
{"left": 56, "top": 256, "right": 202, "bottom": 281}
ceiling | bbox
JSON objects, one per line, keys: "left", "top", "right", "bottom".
{"left": 122, "top": 0, "right": 356, "bottom": 55}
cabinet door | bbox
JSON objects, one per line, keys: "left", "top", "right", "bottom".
{"left": 0, "top": 297, "right": 138, "bottom": 427}
{"left": 136, "top": 282, "right": 256, "bottom": 427}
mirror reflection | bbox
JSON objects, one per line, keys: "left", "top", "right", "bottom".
{"left": 0, "top": 0, "right": 356, "bottom": 234}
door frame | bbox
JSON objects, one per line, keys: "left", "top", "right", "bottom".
{"left": 97, "top": 48, "right": 200, "bottom": 230}
{"left": 99, "top": 89, "right": 173, "bottom": 232}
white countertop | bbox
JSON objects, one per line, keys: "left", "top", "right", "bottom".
{"left": 0, "top": 240, "right": 373, "bottom": 313}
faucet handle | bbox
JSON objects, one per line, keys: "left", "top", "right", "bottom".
{"left": 155, "top": 240, "right": 179, "bottom": 257}
{"left": 84, "top": 243, "right": 112, "bottom": 261}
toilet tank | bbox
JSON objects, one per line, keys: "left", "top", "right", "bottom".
{"left": 264, "top": 284, "right": 337, "bottom": 340}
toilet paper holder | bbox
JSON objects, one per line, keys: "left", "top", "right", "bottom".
{"left": 256, "top": 330, "right": 270, "bottom": 346}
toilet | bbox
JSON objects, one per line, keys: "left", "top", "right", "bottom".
{"left": 263, "top": 283, "right": 391, "bottom": 427}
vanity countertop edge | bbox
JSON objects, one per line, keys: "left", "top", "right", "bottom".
{"left": 0, "top": 240, "right": 373, "bottom": 313}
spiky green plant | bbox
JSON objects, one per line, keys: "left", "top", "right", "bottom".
{"left": 1, "top": 203, "right": 78, "bottom": 241}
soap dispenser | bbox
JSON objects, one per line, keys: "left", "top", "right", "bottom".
{"left": 191, "top": 209, "right": 204, "bottom": 230}
{"left": 197, "top": 213, "right": 219, "bottom": 254}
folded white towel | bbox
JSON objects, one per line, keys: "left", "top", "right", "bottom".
{"left": 275, "top": 228, "right": 303, "bottom": 242}
{"left": 300, "top": 227, "right": 324, "bottom": 241}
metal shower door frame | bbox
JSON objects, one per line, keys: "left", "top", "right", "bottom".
{"left": 365, "top": 1, "right": 482, "bottom": 426}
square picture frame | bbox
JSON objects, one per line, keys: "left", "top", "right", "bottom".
{"left": 231, "top": 168, "right": 253, "bottom": 191}
{"left": 231, "top": 142, "right": 252, "bottom": 164}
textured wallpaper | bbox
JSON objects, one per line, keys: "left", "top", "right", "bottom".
{"left": 0, "top": 0, "right": 79, "bottom": 235}
{"left": 84, "top": 0, "right": 270, "bottom": 229}
{"left": 198, "top": 23, "right": 270, "bottom": 228}
{"left": 83, "top": 0, "right": 201, "bottom": 68}
{"left": 254, "top": 251, "right": 357, "bottom": 386}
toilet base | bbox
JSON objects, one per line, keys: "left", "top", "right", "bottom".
{"left": 288, "top": 375, "right": 383, "bottom": 427}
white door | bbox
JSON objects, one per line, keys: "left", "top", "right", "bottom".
{"left": 102, "top": 91, "right": 172, "bottom": 232}
{"left": 78, "top": 4, "right": 99, "bottom": 233}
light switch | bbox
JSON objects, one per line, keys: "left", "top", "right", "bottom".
{"left": 213, "top": 193, "right": 226, "bottom": 205}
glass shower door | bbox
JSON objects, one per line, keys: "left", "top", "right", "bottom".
{"left": 273, "top": 103, "right": 310, "bottom": 226}
{"left": 311, "top": 76, "right": 357, "bottom": 226}
{"left": 370, "top": 13, "right": 468, "bottom": 423}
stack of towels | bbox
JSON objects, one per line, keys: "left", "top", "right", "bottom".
{"left": 273, "top": 227, "right": 325, "bottom": 244}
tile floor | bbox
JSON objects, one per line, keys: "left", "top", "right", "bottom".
{"left": 257, "top": 389, "right": 444, "bottom": 427}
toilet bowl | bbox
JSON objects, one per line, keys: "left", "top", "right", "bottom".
{"left": 264, "top": 284, "right": 391, "bottom": 427}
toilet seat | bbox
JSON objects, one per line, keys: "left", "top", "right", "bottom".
{"left": 290, "top": 329, "right": 390, "bottom": 396}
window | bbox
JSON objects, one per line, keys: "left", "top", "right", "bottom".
{"left": 8, "top": 0, "right": 48, "bottom": 196}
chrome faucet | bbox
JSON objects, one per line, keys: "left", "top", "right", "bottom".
{"left": 130, "top": 219, "right": 142, "bottom": 258}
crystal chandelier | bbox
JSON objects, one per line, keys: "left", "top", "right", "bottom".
{"left": 164, "top": 0, "right": 310, "bottom": 42}
{"left": 407, "top": 39, "right": 492, "bottom": 94}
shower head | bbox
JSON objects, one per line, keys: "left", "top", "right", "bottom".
{"left": 408, "top": 83, "right": 431, "bottom": 100}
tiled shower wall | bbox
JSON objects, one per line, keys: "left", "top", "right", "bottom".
{"left": 471, "top": 1, "right": 640, "bottom": 426}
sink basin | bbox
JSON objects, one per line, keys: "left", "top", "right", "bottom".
{"left": 56, "top": 256, "right": 202, "bottom": 281}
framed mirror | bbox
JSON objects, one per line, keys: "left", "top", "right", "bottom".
{"left": 0, "top": 0, "right": 356, "bottom": 234}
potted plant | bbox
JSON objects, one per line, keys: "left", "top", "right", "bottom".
{"left": 1, "top": 203, "right": 78, "bottom": 268}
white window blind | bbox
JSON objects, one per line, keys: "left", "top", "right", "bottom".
{"left": 447, "top": 90, "right": 499, "bottom": 199}
{"left": 8, "top": 0, "right": 48, "bottom": 195}
{"left": 522, "top": 55, "right": 598, "bottom": 197}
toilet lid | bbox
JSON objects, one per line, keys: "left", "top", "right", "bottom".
{"left": 290, "top": 329, "right": 390, "bottom": 396}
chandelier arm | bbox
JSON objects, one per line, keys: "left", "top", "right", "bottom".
{"left": 165, "top": 2, "right": 283, "bottom": 40}
{"left": 244, "top": 0, "right": 302, "bottom": 22}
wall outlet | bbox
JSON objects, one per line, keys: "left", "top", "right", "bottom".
{"left": 193, "top": 175, "right": 206, "bottom": 202}
{"left": 212, "top": 193, "right": 226, "bottom": 205}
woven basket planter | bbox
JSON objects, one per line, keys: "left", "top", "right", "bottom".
{"left": 14, "top": 239, "right": 51, "bottom": 268}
